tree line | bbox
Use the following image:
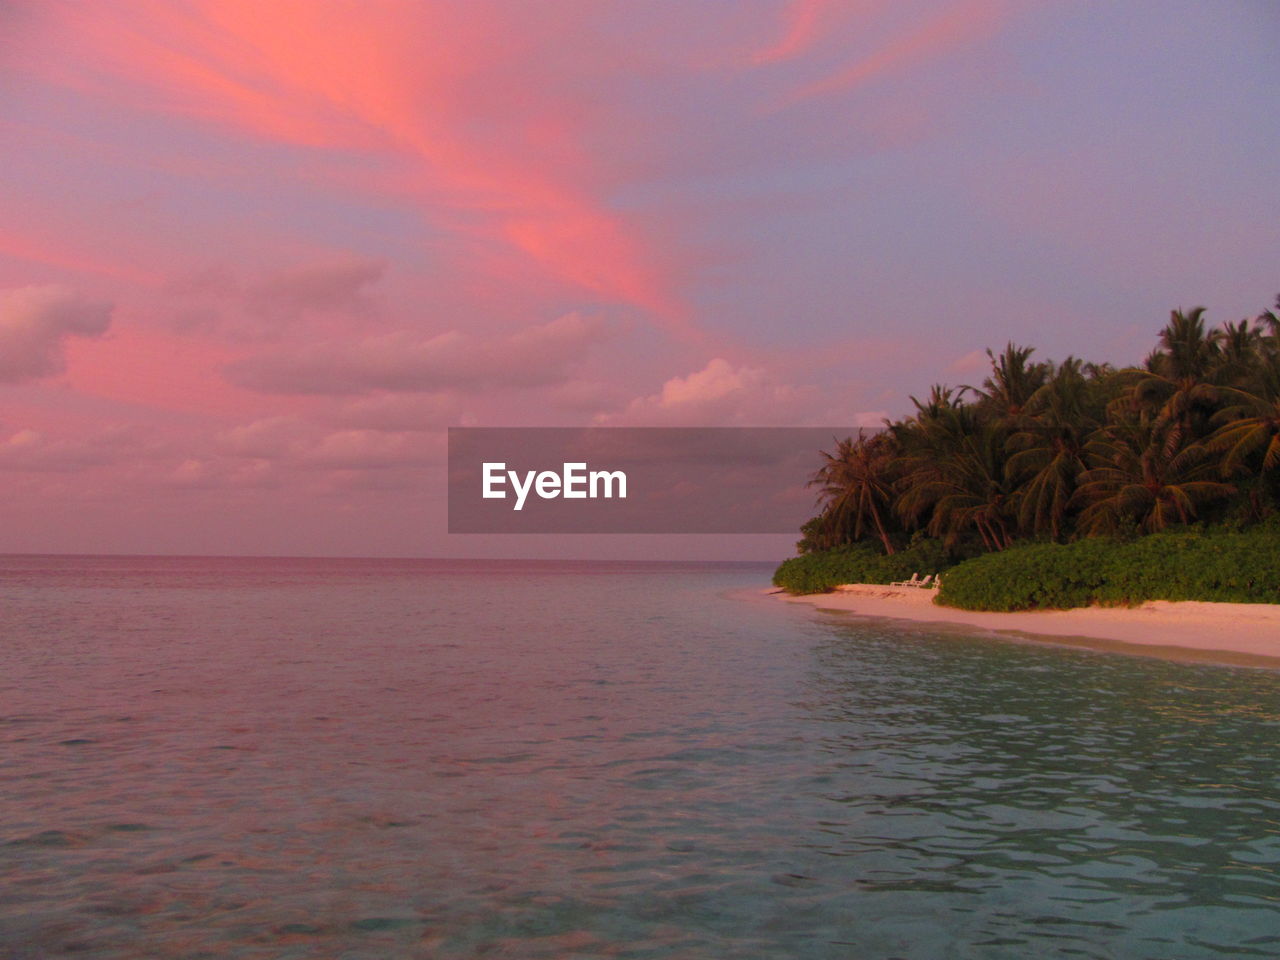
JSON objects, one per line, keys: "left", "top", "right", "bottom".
{"left": 800, "top": 296, "right": 1280, "bottom": 557}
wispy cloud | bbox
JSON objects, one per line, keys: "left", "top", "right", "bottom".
{"left": 765, "top": 0, "right": 1014, "bottom": 108}
{"left": 35, "top": 1, "right": 694, "bottom": 331}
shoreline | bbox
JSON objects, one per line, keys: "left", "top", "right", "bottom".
{"left": 777, "top": 584, "right": 1280, "bottom": 668}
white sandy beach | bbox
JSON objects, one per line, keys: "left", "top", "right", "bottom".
{"left": 781, "top": 584, "right": 1280, "bottom": 666}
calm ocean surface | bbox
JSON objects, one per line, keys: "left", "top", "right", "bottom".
{"left": 1, "top": 556, "right": 1277, "bottom": 959}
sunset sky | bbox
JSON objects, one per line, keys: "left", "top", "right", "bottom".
{"left": 2, "top": 1, "right": 1277, "bottom": 558}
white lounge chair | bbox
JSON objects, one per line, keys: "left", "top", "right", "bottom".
{"left": 916, "top": 575, "right": 933, "bottom": 588}
{"left": 930, "top": 576, "right": 942, "bottom": 590}
{"left": 890, "top": 573, "right": 921, "bottom": 587}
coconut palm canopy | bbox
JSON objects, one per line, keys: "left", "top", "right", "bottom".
{"left": 801, "top": 298, "right": 1280, "bottom": 555}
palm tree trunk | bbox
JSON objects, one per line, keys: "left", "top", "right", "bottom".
{"left": 871, "top": 503, "right": 895, "bottom": 555}
{"left": 974, "top": 517, "right": 995, "bottom": 552}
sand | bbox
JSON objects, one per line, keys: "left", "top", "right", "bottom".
{"left": 779, "top": 584, "right": 1280, "bottom": 667}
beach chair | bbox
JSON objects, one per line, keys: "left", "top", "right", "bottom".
{"left": 890, "top": 573, "right": 921, "bottom": 587}
{"left": 930, "top": 575, "right": 942, "bottom": 589}
{"left": 916, "top": 575, "right": 933, "bottom": 588}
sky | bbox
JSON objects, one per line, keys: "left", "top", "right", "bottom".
{"left": 1, "top": 0, "right": 1277, "bottom": 559}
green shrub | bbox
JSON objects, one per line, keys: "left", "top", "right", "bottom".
{"left": 936, "top": 527, "right": 1280, "bottom": 611}
{"left": 772, "top": 539, "right": 950, "bottom": 595}
{"left": 934, "top": 540, "right": 1113, "bottom": 611}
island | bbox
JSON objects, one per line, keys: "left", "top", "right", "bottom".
{"left": 774, "top": 299, "right": 1280, "bottom": 662}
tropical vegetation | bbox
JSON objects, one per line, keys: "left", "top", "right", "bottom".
{"left": 775, "top": 297, "right": 1280, "bottom": 608}
{"left": 773, "top": 538, "right": 949, "bottom": 595}
{"left": 937, "top": 525, "right": 1280, "bottom": 611}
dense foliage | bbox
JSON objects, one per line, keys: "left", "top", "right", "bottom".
{"left": 772, "top": 538, "right": 949, "bottom": 595}
{"left": 937, "top": 526, "right": 1280, "bottom": 610}
{"left": 778, "top": 297, "right": 1280, "bottom": 606}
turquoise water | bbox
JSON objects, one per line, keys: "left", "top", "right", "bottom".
{"left": 0, "top": 556, "right": 1277, "bottom": 958}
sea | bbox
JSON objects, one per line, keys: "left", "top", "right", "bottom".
{"left": 1, "top": 555, "right": 1276, "bottom": 959}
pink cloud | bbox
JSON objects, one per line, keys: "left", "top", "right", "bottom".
{"left": 754, "top": 0, "right": 836, "bottom": 64}
{"left": 212, "top": 414, "right": 441, "bottom": 473}
{"left": 227, "top": 312, "right": 613, "bottom": 395}
{"left": 301, "top": 428, "right": 438, "bottom": 470}
{"left": 0, "top": 226, "right": 160, "bottom": 286}
{"left": 33, "top": 1, "right": 692, "bottom": 330}
{"left": 0, "top": 0, "right": 1101, "bottom": 558}
{"left": 165, "top": 456, "right": 279, "bottom": 489}
{"left": 601, "top": 357, "right": 822, "bottom": 426}
{"left": 245, "top": 255, "right": 387, "bottom": 317}
{"left": 947, "top": 348, "right": 988, "bottom": 375}
{"left": 216, "top": 415, "right": 309, "bottom": 459}
{"left": 545, "top": 379, "right": 631, "bottom": 414}
{"left": 335, "top": 392, "right": 462, "bottom": 432}
{"left": 63, "top": 325, "right": 263, "bottom": 417}
{"left": 600, "top": 356, "right": 892, "bottom": 427}
{"left": 752, "top": 0, "right": 902, "bottom": 66}
{"left": 775, "top": 0, "right": 1014, "bottom": 107}
{"left": 0, "top": 285, "right": 113, "bottom": 382}
{"left": 0, "top": 424, "right": 157, "bottom": 473}
{"left": 162, "top": 255, "right": 388, "bottom": 340}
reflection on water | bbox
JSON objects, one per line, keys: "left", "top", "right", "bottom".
{"left": 0, "top": 556, "right": 1276, "bottom": 959}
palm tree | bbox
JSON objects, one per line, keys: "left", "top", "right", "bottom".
{"left": 1257, "top": 295, "right": 1280, "bottom": 340}
{"left": 907, "top": 384, "right": 964, "bottom": 422}
{"left": 895, "top": 408, "right": 1017, "bottom": 551}
{"left": 965, "top": 343, "right": 1048, "bottom": 424}
{"left": 790, "top": 295, "right": 1280, "bottom": 556}
{"left": 1207, "top": 359, "right": 1280, "bottom": 478}
{"left": 1072, "top": 412, "right": 1236, "bottom": 536}
{"left": 1007, "top": 358, "right": 1095, "bottom": 540}
{"left": 1214, "top": 318, "right": 1263, "bottom": 386}
{"left": 1209, "top": 398, "right": 1280, "bottom": 480}
{"left": 809, "top": 432, "right": 899, "bottom": 554}
{"left": 1130, "top": 307, "right": 1224, "bottom": 451}
{"left": 1149, "top": 307, "right": 1222, "bottom": 381}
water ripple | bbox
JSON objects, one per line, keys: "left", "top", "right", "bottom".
{"left": 0, "top": 557, "right": 1275, "bottom": 958}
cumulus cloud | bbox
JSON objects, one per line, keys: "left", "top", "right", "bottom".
{"left": 600, "top": 357, "right": 823, "bottom": 426}
{"left": 247, "top": 255, "right": 387, "bottom": 315}
{"left": 0, "top": 285, "right": 113, "bottom": 382}
{"left": 163, "top": 255, "right": 386, "bottom": 337}
{"left": 227, "top": 312, "right": 612, "bottom": 395}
